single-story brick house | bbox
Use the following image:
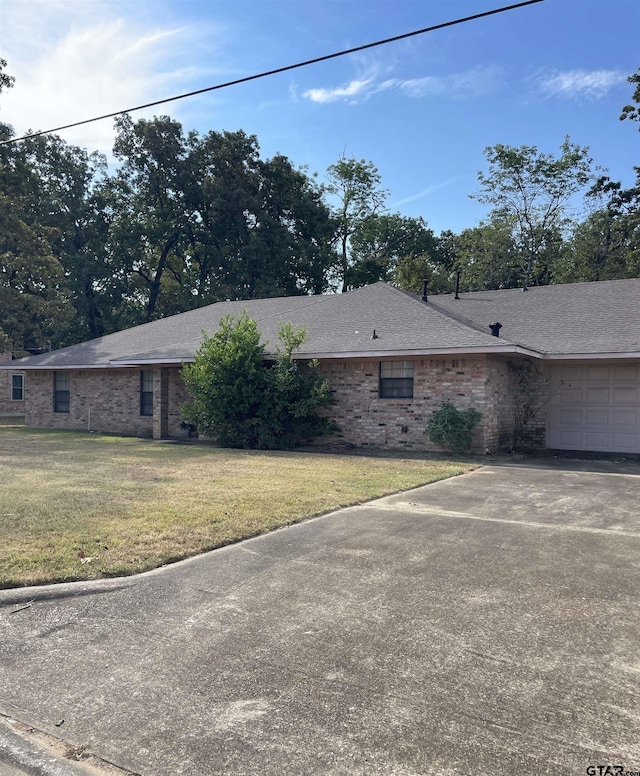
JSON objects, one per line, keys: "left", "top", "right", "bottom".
{"left": 2, "top": 279, "right": 639, "bottom": 454}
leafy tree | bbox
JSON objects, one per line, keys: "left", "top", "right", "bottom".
{"left": 0, "top": 58, "right": 14, "bottom": 95}
{"left": 109, "top": 114, "right": 191, "bottom": 323}
{"left": 326, "top": 156, "right": 388, "bottom": 292}
{"left": 0, "top": 64, "right": 74, "bottom": 353}
{"left": 348, "top": 213, "right": 439, "bottom": 287}
{"left": 0, "top": 191, "right": 73, "bottom": 353}
{"left": 109, "top": 118, "right": 335, "bottom": 323}
{"left": 620, "top": 67, "right": 640, "bottom": 127}
{"left": 394, "top": 229, "right": 457, "bottom": 294}
{"left": 182, "top": 313, "right": 334, "bottom": 449}
{"left": 558, "top": 203, "right": 639, "bottom": 282}
{"left": 10, "top": 132, "right": 113, "bottom": 343}
{"left": 471, "top": 138, "right": 596, "bottom": 288}
{"left": 563, "top": 70, "right": 640, "bottom": 283}
{"left": 252, "top": 154, "right": 335, "bottom": 296}
{"left": 558, "top": 70, "right": 640, "bottom": 282}
{"left": 452, "top": 219, "right": 522, "bottom": 291}
{"left": 186, "top": 138, "right": 333, "bottom": 300}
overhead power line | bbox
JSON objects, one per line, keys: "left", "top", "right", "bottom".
{"left": 1, "top": 0, "right": 544, "bottom": 146}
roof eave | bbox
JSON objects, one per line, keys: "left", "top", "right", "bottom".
{"left": 109, "top": 357, "right": 195, "bottom": 366}
{"left": 293, "top": 344, "right": 542, "bottom": 359}
{"left": 542, "top": 351, "right": 640, "bottom": 360}
{"left": 0, "top": 362, "right": 115, "bottom": 370}
{"left": 1, "top": 343, "right": 542, "bottom": 369}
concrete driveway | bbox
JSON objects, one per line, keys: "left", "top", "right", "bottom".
{"left": 1, "top": 460, "right": 639, "bottom": 776}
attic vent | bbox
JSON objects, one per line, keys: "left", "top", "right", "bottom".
{"left": 489, "top": 322, "right": 502, "bottom": 338}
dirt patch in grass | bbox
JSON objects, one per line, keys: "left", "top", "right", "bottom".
{"left": 0, "top": 428, "right": 477, "bottom": 588}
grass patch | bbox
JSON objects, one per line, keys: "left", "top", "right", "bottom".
{"left": 0, "top": 428, "right": 477, "bottom": 588}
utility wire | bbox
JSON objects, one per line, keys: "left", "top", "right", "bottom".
{"left": 1, "top": 0, "right": 544, "bottom": 146}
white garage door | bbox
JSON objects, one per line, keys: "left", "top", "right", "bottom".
{"left": 547, "top": 363, "right": 640, "bottom": 453}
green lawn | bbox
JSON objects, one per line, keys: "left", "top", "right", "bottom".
{"left": 0, "top": 428, "right": 476, "bottom": 589}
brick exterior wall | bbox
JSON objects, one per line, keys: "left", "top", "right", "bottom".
{"left": 479, "top": 357, "right": 550, "bottom": 452}
{"left": 16, "top": 355, "right": 549, "bottom": 452}
{"left": 24, "top": 369, "right": 154, "bottom": 437}
{"left": 517, "top": 361, "right": 552, "bottom": 450}
{"left": 318, "top": 355, "right": 512, "bottom": 453}
{"left": 21, "top": 366, "right": 192, "bottom": 439}
{"left": 486, "top": 358, "right": 515, "bottom": 451}
{"left": 153, "top": 367, "right": 191, "bottom": 439}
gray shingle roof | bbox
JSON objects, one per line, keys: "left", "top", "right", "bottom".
{"left": 427, "top": 278, "right": 640, "bottom": 355}
{"left": 7, "top": 283, "right": 520, "bottom": 369}
{"left": 6, "top": 278, "right": 640, "bottom": 369}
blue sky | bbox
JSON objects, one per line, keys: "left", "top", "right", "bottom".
{"left": 0, "top": 0, "right": 637, "bottom": 234}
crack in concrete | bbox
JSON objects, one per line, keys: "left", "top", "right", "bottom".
{"left": 369, "top": 502, "right": 640, "bottom": 537}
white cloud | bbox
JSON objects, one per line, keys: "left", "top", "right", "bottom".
{"left": 0, "top": 0, "right": 220, "bottom": 154}
{"left": 301, "top": 66, "right": 501, "bottom": 105}
{"left": 302, "top": 79, "right": 373, "bottom": 104}
{"left": 396, "top": 67, "right": 502, "bottom": 99}
{"left": 536, "top": 69, "right": 628, "bottom": 99}
{"left": 392, "top": 176, "right": 465, "bottom": 208}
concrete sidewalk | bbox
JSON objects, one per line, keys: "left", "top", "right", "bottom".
{"left": 1, "top": 461, "right": 639, "bottom": 775}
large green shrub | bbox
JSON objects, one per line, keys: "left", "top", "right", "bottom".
{"left": 181, "top": 312, "right": 335, "bottom": 449}
{"left": 426, "top": 402, "right": 482, "bottom": 454}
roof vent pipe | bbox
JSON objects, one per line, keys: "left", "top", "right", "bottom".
{"left": 454, "top": 271, "right": 461, "bottom": 300}
{"left": 421, "top": 279, "right": 428, "bottom": 303}
{"left": 370, "top": 329, "right": 378, "bottom": 340}
{"left": 489, "top": 322, "right": 502, "bottom": 337}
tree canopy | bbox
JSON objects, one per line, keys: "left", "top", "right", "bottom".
{"left": 471, "top": 138, "right": 596, "bottom": 289}
{"left": 0, "top": 60, "right": 638, "bottom": 354}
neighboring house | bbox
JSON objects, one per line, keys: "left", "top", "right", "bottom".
{"left": 1, "top": 279, "right": 639, "bottom": 454}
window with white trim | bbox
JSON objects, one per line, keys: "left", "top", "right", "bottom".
{"left": 140, "top": 370, "right": 153, "bottom": 416}
{"left": 11, "top": 374, "right": 24, "bottom": 401}
{"left": 54, "top": 371, "right": 70, "bottom": 413}
{"left": 379, "top": 361, "right": 414, "bottom": 399}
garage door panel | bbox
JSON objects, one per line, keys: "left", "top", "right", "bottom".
{"left": 612, "top": 409, "right": 637, "bottom": 426}
{"left": 585, "top": 387, "right": 610, "bottom": 403}
{"left": 559, "top": 367, "right": 584, "bottom": 381}
{"left": 557, "top": 430, "right": 583, "bottom": 447}
{"left": 583, "top": 432, "right": 610, "bottom": 449}
{"left": 612, "top": 432, "right": 638, "bottom": 451}
{"left": 557, "top": 386, "right": 583, "bottom": 402}
{"left": 585, "top": 409, "right": 609, "bottom": 426}
{"left": 586, "top": 366, "right": 611, "bottom": 380}
{"left": 613, "top": 365, "right": 639, "bottom": 380}
{"left": 612, "top": 386, "right": 638, "bottom": 404}
{"left": 547, "top": 363, "right": 640, "bottom": 453}
{"left": 559, "top": 408, "right": 583, "bottom": 425}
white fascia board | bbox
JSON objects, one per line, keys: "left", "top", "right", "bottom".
{"left": 109, "top": 358, "right": 194, "bottom": 366}
{"left": 0, "top": 363, "right": 115, "bottom": 370}
{"left": 293, "top": 345, "right": 542, "bottom": 360}
{"left": 542, "top": 352, "right": 640, "bottom": 360}
{"left": 1, "top": 344, "right": 543, "bottom": 369}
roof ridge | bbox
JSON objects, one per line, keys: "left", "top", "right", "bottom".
{"left": 427, "top": 296, "right": 546, "bottom": 353}
{"left": 380, "top": 283, "right": 517, "bottom": 347}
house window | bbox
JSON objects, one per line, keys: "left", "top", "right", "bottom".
{"left": 54, "top": 371, "right": 70, "bottom": 413}
{"left": 379, "top": 361, "right": 414, "bottom": 399}
{"left": 11, "top": 374, "right": 24, "bottom": 401}
{"left": 140, "top": 370, "right": 153, "bottom": 416}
